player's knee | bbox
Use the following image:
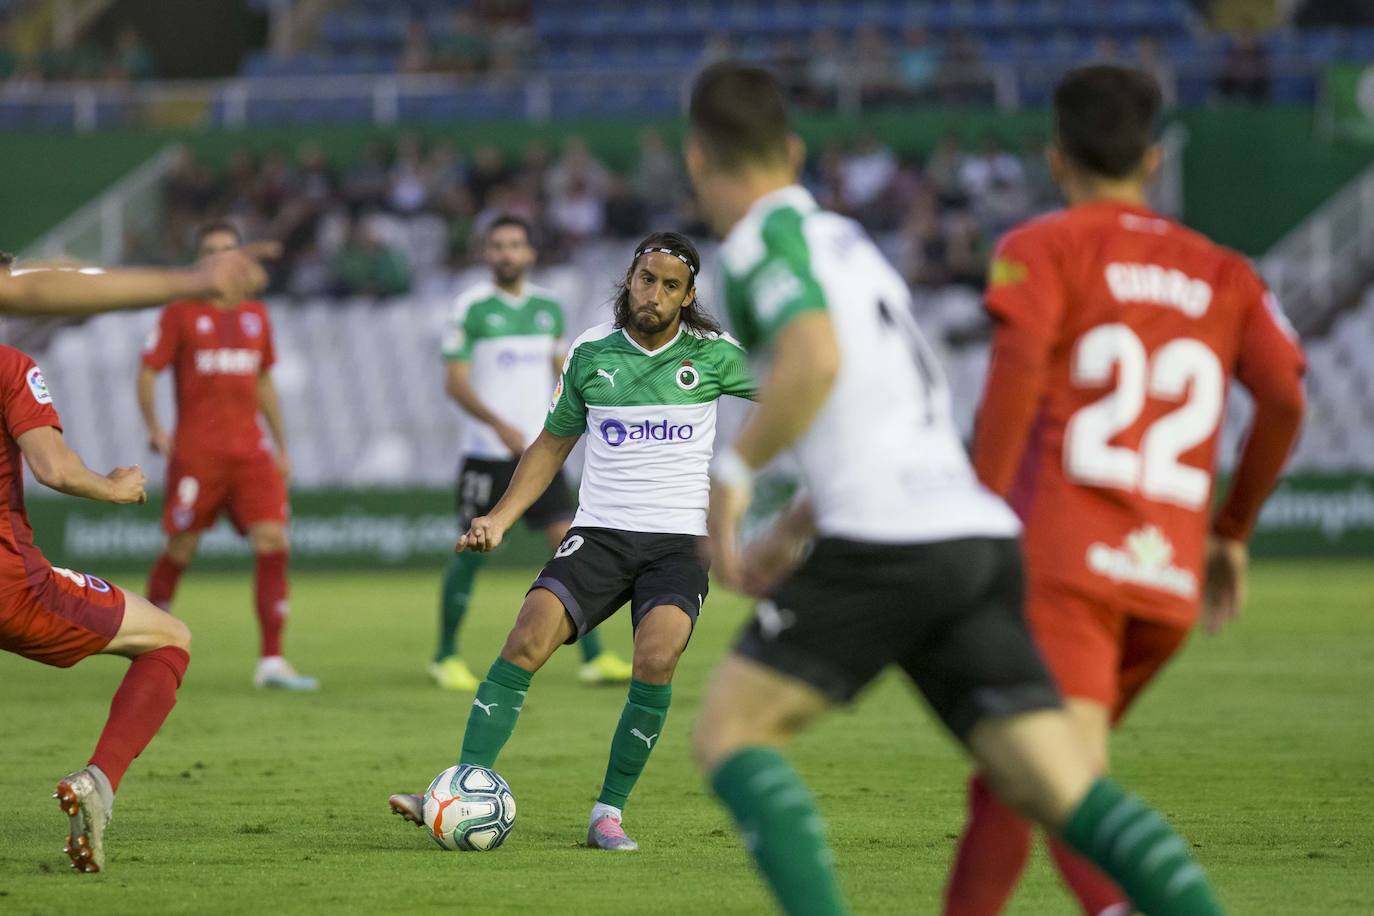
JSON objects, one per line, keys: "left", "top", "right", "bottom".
{"left": 250, "top": 525, "right": 289, "bottom": 554}
{"left": 501, "top": 623, "right": 552, "bottom": 672}
{"left": 166, "top": 535, "right": 198, "bottom": 565}
{"left": 631, "top": 646, "right": 679, "bottom": 683}
{"left": 163, "top": 614, "right": 193, "bottom": 653}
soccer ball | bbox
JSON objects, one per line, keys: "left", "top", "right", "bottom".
{"left": 422, "top": 764, "right": 517, "bottom": 851}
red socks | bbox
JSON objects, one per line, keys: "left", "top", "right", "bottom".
{"left": 1049, "top": 837, "right": 1129, "bottom": 915}
{"left": 943, "top": 774, "right": 1032, "bottom": 916}
{"left": 146, "top": 553, "right": 186, "bottom": 611}
{"left": 254, "top": 551, "right": 288, "bottom": 658}
{"left": 89, "top": 646, "right": 190, "bottom": 792}
{"left": 944, "top": 774, "right": 1128, "bottom": 916}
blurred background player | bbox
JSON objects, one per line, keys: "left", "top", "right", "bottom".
{"left": 138, "top": 222, "right": 316, "bottom": 691}
{"left": 686, "top": 62, "right": 1225, "bottom": 916}
{"left": 943, "top": 64, "right": 1306, "bottom": 916}
{"left": 433, "top": 214, "right": 630, "bottom": 690}
{"left": 0, "top": 241, "right": 274, "bottom": 873}
{"left": 392, "top": 232, "right": 756, "bottom": 851}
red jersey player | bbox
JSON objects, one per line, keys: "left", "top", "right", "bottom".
{"left": 944, "top": 65, "right": 1306, "bottom": 915}
{"left": 0, "top": 241, "right": 274, "bottom": 874}
{"left": 137, "top": 222, "right": 316, "bottom": 690}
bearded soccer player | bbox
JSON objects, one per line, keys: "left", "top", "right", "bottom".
{"left": 432, "top": 214, "right": 631, "bottom": 691}
{"left": 138, "top": 222, "right": 316, "bottom": 690}
{"left": 0, "top": 245, "right": 275, "bottom": 874}
{"left": 390, "top": 231, "right": 755, "bottom": 851}
{"left": 687, "top": 62, "right": 1226, "bottom": 916}
{"left": 941, "top": 64, "right": 1305, "bottom": 916}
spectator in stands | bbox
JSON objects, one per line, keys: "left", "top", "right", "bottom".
{"left": 840, "top": 131, "right": 899, "bottom": 216}
{"left": 297, "top": 142, "right": 340, "bottom": 206}
{"left": 1217, "top": 27, "right": 1272, "bottom": 103}
{"left": 399, "top": 19, "right": 432, "bottom": 74}
{"left": 700, "top": 32, "right": 735, "bottom": 68}
{"left": 547, "top": 173, "right": 606, "bottom": 243}
{"left": 604, "top": 174, "right": 647, "bottom": 239}
{"left": 958, "top": 136, "right": 1024, "bottom": 204}
{"left": 1017, "top": 130, "right": 1058, "bottom": 211}
{"left": 897, "top": 26, "right": 940, "bottom": 102}
{"left": 771, "top": 37, "right": 811, "bottom": 105}
{"left": 344, "top": 141, "right": 392, "bottom": 213}
{"left": 854, "top": 25, "right": 899, "bottom": 108}
{"left": 333, "top": 217, "right": 411, "bottom": 297}
{"left": 807, "top": 28, "right": 846, "bottom": 109}
{"left": 1135, "top": 35, "right": 1177, "bottom": 108}
{"left": 466, "top": 145, "right": 509, "bottom": 210}
{"left": 426, "top": 140, "right": 467, "bottom": 214}
{"left": 387, "top": 133, "right": 429, "bottom": 215}
{"left": 632, "top": 128, "right": 683, "bottom": 224}
{"left": 1092, "top": 34, "right": 1123, "bottom": 63}
{"left": 545, "top": 136, "right": 609, "bottom": 204}
{"left": 937, "top": 30, "right": 992, "bottom": 105}
{"left": 105, "top": 27, "right": 156, "bottom": 82}
{"left": 434, "top": 9, "right": 489, "bottom": 74}
{"left": 926, "top": 133, "right": 970, "bottom": 208}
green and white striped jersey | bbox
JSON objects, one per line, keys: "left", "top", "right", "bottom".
{"left": 442, "top": 282, "right": 564, "bottom": 460}
{"left": 720, "top": 185, "right": 1019, "bottom": 544}
{"left": 546, "top": 320, "right": 756, "bottom": 535}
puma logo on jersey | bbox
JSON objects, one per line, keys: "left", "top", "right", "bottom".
{"left": 472, "top": 699, "right": 498, "bottom": 716}
{"left": 596, "top": 368, "right": 621, "bottom": 387}
{"left": 630, "top": 728, "right": 658, "bottom": 749}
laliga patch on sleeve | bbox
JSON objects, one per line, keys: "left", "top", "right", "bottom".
{"left": 441, "top": 323, "right": 464, "bottom": 355}
{"left": 988, "top": 256, "right": 1028, "bottom": 287}
{"left": 27, "top": 366, "right": 52, "bottom": 404}
{"left": 548, "top": 376, "right": 563, "bottom": 412}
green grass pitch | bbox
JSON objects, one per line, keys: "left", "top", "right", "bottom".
{"left": 1, "top": 560, "right": 1370, "bottom": 914}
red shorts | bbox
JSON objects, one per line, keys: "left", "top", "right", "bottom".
{"left": 0, "top": 566, "right": 127, "bottom": 668}
{"left": 1026, "top": 578, "right": 1192, "bottom": 722}
{"left": 164, "top": 449, "right": 288, "bottom": 535}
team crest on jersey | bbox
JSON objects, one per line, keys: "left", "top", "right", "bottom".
{"left": 26, "top": 366, "right": 52, "bottom": 404}
{"left": 240, "top": 312, "right": 263, "bottom": 337}
{"left": 535, "top": 311, "right": 555, "bottom": 331}
{"left": 485, "top": 313, "right": 506, "bottom": 328}
{"left": 1085, "top": 525, "right": 1196, "bottom": 598}
{"left": 196, "top": 315, "right": 214, "bottom": 335}
{"left": 675, "top": 359, "right": 700, "bottom": 391}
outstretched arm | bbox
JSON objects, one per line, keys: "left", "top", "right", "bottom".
{"left": 18, "top": 425, "right": 146, "bottom": 504}
{"left": 458, "top": 429, "right": 580, "bottom": 552}
{"left": 0, "top": 245, "right": 275, "bottom": 316}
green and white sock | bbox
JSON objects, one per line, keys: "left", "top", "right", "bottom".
{"left": 711, "top": 747, "right": 847, "bottom": 916}
{"left": 1062, "top": 778, "right": 1224, "bottom": 916}
{"left": 458, "top": 657, "right": 531, "bottom": 768}
{"left": 579, "top": 627, "right": 605, "bottom": 664}
{"left": 596, "top": 679, "right": 671, "bottom": 809}
{"left": 436, "top": 551, "right": 484, "bottom": 662}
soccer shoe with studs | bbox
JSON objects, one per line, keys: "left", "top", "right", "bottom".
{"left": 587, "top": 814, "right": 639, "bottom": 851}
{"left": 254, "top": 656, "right": 320, "bottom": 691}
{"left": 578, "top": 651, "right": 633, "bottom": 686}
{"left": 54, "top": 768, "right": 112, "bottom": 873}
{"left": 428, "top": 656, "right": 479, "bottom": 691}
{"left": 389, "top": 792, "right": 425, "bottom": 827}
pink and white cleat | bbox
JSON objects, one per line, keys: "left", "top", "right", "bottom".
{"left": 587, "top": 814, "right": 639, "bottom": 851}
{"left": 389, "top": 793, "right": 424, "bottom": 827}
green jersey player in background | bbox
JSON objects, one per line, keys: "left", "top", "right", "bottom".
{"left": 392, "top": 232, "right": 756, "bottom": 851}
{"left": 433, "top": 215, "right": 631, "bottom": 690}
{"left": 685, "top": 64, "right": 1225, "bottom": 915}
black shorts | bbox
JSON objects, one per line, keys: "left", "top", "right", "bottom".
{"left": 457, "top": 456, "right": 574, "bottom": 531}
{"left": 734, "top": 536, "right": 1060, "bottom": 742}
{"left": 531, "top": 527, "right": 709, "bottom": 643}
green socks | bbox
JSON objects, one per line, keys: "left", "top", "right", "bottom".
{"left": 711, "top": 747, "right": 847, "bottom": 916}
{"left": 579, "top": 627, "right": 605, "bottom": 663}
{"left": 436, "top": 551, "right": 484, "bottom": 662}
{"left": 596, "top": 679, "right": 671, "bottom": 809}
{"left": 1062, "top": 778, "right": 1224, "bottom": 915}
{"left": 458, "top": 657, "right": 531, "bottom": 768}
